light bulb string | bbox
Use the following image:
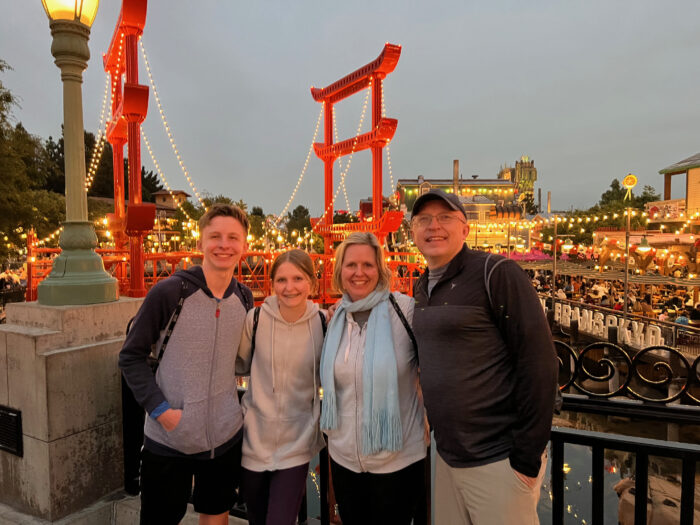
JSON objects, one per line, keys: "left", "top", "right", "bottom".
{"left": 273, "top": 104, "right": 324, "bottom": 227}
{"left": 332, "top": 110, "right": 352, "bottom": 212}
{"left": 139, "top": 38, "right": 207, "bottom": 209}
{"left": 311, "top": 78, "right": 372, "bottom": 234}
{"left": 141, "top": 127, "right": 196, "bottom": 222}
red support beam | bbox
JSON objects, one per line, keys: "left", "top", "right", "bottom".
{"left": 310, "top": 43, "right": 402, "bottom": 259}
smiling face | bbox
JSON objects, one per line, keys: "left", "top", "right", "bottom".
{"left": 272, "top": 261, "right": 312, "bottom": 310}
{"left": 340, "top": 244, "right": 380, "bottom": 302}
{"left": 198, "top": 216, "right": 248, "bottom": 274}
{"left": 411, "top": 200, "right": 469, "bottom": 268}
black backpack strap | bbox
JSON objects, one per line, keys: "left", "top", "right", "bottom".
{"left": 484, "top": 253, "right": 510, "bottom": 335}
{"left": 250, "top": 306, "right": 261, "bottom": 357}
{"left": 484, "top": 253, "right": 508, "bottom": 314}
{"left": 238, "top": 281, "right": 254, "bottom": 311}
{"left": 156, "top": 279, "right": 188, "bottom": 363}
{"left": 388, "top": 293, "right": 418, "bottom": 359}
{"left": 319, "top": 310, "right": 327, "bottom": 336}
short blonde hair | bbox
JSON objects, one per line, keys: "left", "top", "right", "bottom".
{"left": 198, "top": 203, "right": 249, "bottom": 233}
{"left": 271, "top": 249, "right": 318, "bottom": 294}
{"left": 332, "top": 232, "right": 392, "bottom": 294}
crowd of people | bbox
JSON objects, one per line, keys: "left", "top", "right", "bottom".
{"left": 119, "top": 189, "right": 559, "bottom": 525}
{"left": 530, "top": 271, "right": 700, "bottom": 326}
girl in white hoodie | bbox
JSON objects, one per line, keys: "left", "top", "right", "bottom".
{"left": 236, "top": 249, "right": 326, "bottom": 525}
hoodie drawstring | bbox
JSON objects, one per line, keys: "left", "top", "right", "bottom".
{"left": 271, "top": 318, "right": 277, "bottom": 393}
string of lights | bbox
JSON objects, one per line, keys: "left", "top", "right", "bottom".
{"left": 141, "top": 127, "right": 195, "bottom": 222}
{"left": 273, "top": 105, "right": 324, "bottom": 227}
{"left": 139, "top": 38, "right": 206, "bottom": 209}
{"left": 84, "top": 71, "right": 112, "bottom": 192}
{"left": 379, "top": 84, "right": 413, "bottom": 246}
{"left": 311, "top": 78, "right": 372, "bottom": 234}
{"left": 36, "top": 226, "right": 64, "bottom": 247}
{"left": 332, "top": 110, "right": 352, "bottom": 212}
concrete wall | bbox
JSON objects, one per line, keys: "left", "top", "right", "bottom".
{"left": 0, "top": 298, "right": 143, "bottom": 521}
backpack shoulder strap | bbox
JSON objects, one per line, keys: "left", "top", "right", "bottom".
{"left": 388, "top": 293, "right": 418, "bottom": 359}
{"left": 484, "top": 253, "right": 508, "bottom": 314}
{"left": 250, "top": 306, "right": 261, "bottom": 357}
{"left": 238, "top": 281, "right": 254, "bottom": 311}
{"left": 156, "top": 279, "right": 188, "bottom": 363}
{"left": 318, "top": 310, "right": 327, "bottom": 336}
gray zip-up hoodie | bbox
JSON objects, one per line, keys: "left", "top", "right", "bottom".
{"left": 236, "top": 296, "right": 326, "bottom": 471}
{"left": 119, "top": 267, "right": 253, "bottom": 457}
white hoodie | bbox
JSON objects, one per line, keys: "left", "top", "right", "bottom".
{"left": 236, "top": 296, "right": 326, "bottom": 471}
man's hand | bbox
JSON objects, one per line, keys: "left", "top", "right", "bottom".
{"left": 327, "top": 300, "right": 339, "bottom": 319}
{"left": 157, "top": 408, "right": 182, "bottom": 432}
{"left": 513, "top": 469, "right": 538, "bottom": 489}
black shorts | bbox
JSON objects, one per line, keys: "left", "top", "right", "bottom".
{"left": 139, "top": 439, "right": 242, "bottom": 525}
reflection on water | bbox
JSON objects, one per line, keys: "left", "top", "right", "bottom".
{"left": 537, "top": 445, "right": 630, "bottom": 524}
{"left": 537, "top": 413, "right": 700, "bottom": 524}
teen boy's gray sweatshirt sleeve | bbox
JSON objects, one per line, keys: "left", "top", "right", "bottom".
{"left": 119, "top": 277, "right": 184, "bottom": 414}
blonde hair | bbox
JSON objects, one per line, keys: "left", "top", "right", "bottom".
{"left": 332, "top": 232, "right": 391, "bottom": 294}
{"left": 198, "top": 203, "right": 249, "bottom": 233}
{"left": 270, "top": 249, "right": 318, "bottom": 293}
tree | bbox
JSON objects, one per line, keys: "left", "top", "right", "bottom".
{"left": 0, "top": 61, "right": 48, "bottom": 260}
{"left": 285, "top": 205, "right": 311, "bottom": 241}
{"left": 249, "top": 206, "right": 265, "bottom": 240}
{"left": 141, "top": 168, "right": 163, "bottom": 202}
{"left": 333, "top": 211, "right": 359, "bottom": 224}
{"left": 520, "top": 193, "right": 538, "bottom": 215}
{"left": 634, "top": 185, "right": 660, "bottom": 207}
{"left": 86, "top": 134, "right": 114, "bottom": 198}
{"left": 599, "top": 179, "right": 626, "bottom": 207}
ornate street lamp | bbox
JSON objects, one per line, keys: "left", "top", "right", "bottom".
{"left": 38, "top": 0, "right": 118, "bottom": 305}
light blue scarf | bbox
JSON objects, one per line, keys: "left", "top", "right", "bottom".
{"left": 320, "top": 289, "right": 403, "bottom": 455}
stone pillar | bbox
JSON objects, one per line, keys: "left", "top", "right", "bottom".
{"left": 0, "top": 299, "right": 142, "bottom": 521}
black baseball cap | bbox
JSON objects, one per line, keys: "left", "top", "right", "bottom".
{"left": 411, "top": 189, "right": 467, "bottom": 220}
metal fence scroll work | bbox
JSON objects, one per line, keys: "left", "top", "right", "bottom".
{"left": 555, "top": 340, "right": 700, "bottom": 404}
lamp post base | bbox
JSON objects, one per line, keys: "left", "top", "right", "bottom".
{"left": 37, "top": 221, "right": 118, "bottom": 306}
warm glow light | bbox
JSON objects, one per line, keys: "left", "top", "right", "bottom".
{"left": 636, "top": 236, "right": 652, "bottom": 254}
{"left": 42, "top": 0, "right": 99, "bottom": 27}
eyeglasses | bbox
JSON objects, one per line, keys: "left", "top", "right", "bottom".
{"left": 411, "top": 213, "right": 466, "bottom": 229}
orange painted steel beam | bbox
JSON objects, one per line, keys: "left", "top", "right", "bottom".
{"left": 103, "top": 0, "right": 150, "bottom": 298}
{"left": 310, "top": 43, "right": 401, "bottom": 103}
{"left": 311, "top": 210, "right": 404, "bottom": 241}
{"left": 313, "top": 118, "right": 397, "bottom": 161}
{"left": 103, "top": 0, "right": 147, "bottom": 73}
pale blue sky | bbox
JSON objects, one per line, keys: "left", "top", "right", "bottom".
{"left": 3, "top": 1, "right": 700, "bottom": 215}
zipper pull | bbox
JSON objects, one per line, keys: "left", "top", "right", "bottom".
{"left": 215, "top": 303, "right": 220, "bottom": 318}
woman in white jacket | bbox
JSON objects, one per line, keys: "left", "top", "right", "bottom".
{"left": 320, "top": 233, "right": 427, "bottom": 525}
{"left": 236, "top": 249, "right": 326, "bottom": 525}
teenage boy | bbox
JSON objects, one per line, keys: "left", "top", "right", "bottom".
{"left": 120, "top": 204, "right": 253, "bottom": 525}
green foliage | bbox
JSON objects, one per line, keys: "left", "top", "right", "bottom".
{"left": 539, "top": 178, "right": 659, "bottom": 251}
{"left": 333, "top": 211, "right": 359, "bottom": 224}
{"left": 520, "top": 193, "right": 538, "bottom": 215}
{"left": 599, "top": 178, "right": 627, "bottom": 207}
{"left": 285, "top": 205, "right": 311, "bottom": 241}
{"left": 0, "top": 64, "right": 64, "bottom": 261}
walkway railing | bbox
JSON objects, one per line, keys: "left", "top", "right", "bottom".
{"left": 25, "top": 247, "right": 423, "bottom": 303}
{"left": 551, "top": 397, "right": 700, "bottom": 525}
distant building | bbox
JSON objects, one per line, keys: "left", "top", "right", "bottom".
{"left": 658, "top": 152, "right": 700, "bottom": 220}
{"left": 497, "top": 155, "right": 537, "bottom": 202}
{"left": 152, "top": 190, "right": 191, "bottom": 213}
{"left": 396, "top": 175, "right": 517, "bottom": 215}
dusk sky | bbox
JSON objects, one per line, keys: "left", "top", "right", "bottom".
{"left": 3, "top": 1, "right": 700, "bottom": 216}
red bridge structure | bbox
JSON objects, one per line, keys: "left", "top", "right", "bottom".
{"left": 26, "top": 31, "right": 421, "bottom": 304}
{"left": 311, "top": 43, "right": 404, "bottom": 251}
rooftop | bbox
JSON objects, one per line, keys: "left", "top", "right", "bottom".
{"left": 659, "top": 152, "right": 700, "bottom": 175}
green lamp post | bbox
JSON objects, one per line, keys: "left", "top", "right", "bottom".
{"left": 38, "top": 0, "right": 118, "bottom": 305}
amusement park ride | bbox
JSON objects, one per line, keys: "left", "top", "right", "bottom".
{"left": 26, "top": 0, "right": 420, "bottom": 304}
